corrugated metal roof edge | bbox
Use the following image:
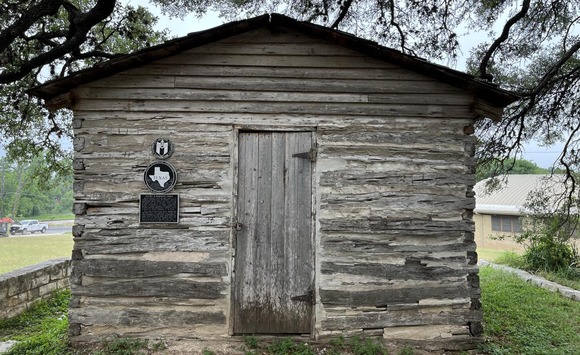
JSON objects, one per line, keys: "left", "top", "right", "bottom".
{"left": 475, "top": 204, "right": 521, "bottom": 216}
{"left": 28, "top": 13, "right": 520, "bottom": 108}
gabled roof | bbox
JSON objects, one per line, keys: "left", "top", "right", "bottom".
{"left": 475, "top": 174, "right": 567, "bottom": 215}
{"left": 29, "top": 13, "right": 519, "bottom": 114}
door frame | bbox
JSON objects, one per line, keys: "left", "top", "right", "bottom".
{"left": 228, "top": 126, "right": 318, "bottom": 337}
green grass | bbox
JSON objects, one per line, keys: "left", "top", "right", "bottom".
{"left": 0, "top": 290, "right": 70, "bottom": 355}
{"left": 491, "top": 250, "right": 580, "bottom": 290}
{"left": 0, "top": 291, "right": 166, "bottom": 355}
{"left": 480, "top": 266, "right": 580, "bottom": 354}
{"left": 477, "top": 248, "right": 521, "bottom": 263}
{"left": 0, "top": 234, "right": 73, "bottom": 274}
{"left": 242, "top": 336, "right": 391, "bottom": 355}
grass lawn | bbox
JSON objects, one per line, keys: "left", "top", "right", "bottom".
{"left": 0, "top": 234, "right": 73, "bottom": 274}
{"left": 480, "top": 266, "right": 580, "bottom": 354}
{"left": 479, "top": 248, "right": 580, "bottom": 291}
{"left": 477, "top": 248, "right": 513, "bottom": 263}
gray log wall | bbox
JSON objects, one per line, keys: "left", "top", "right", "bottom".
{"left": 0, "top": 259, "right": 71, "bottom": 319}
{"left": 69, "top": 26, "right": 481, "bottom": 348}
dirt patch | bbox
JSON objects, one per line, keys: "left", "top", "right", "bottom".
{"left": 156, "top": 338, "right": 481, "bottom": 354}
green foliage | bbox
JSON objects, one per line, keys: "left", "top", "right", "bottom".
{"left": 535, "top": 268, "right": 580, "bottom": 291}
{"left": 92, "top": 338, "right": 151, "bottom": 355}
{"left": 202, "top": 348, "right": 216, "bottom": 355}
{"left": 329, "top": 335, "right": 345, "bottom": 350}
{"left": 517, "top": 188, "right": 580, "bottom": 274}
{"left": 479, "top": 266, "right": 580, "bottom": 354}
{"left": 0, "top": 290, "right": 71, "bottom": 355}
{"left": 494, "top": 251, "right": 529, "bottom": 269}
{"left": 476, "top": 157, "right": 549, "bottom": 182}
{"left": 266, "top": 338, "right": 314, "bottom": 355}
{"left": 397, "top": 345, "right": 414, "bottom": 355}
{"left": 243, "top": 335, "right": 259, "bottom": 349}
{"left": 493, "top": 250, "right": 580, "bottom": 290}
{"left": 1, "top": 1, "right": 170, "bottom": 174}
{"left": 348, "top": 336, "right": 389, "bottom": 355}
{"left": 524, "top": 238, "right": 578, "bottom": 272}
{"left": 239, "top": 335, "right": 389, "bottom": 355}
{"left": 0, "top": 156, "right": 74, "bottom": 219}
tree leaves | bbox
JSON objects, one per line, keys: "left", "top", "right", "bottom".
{"left": 0, "top": 0, "right": 169, "bottom": 175}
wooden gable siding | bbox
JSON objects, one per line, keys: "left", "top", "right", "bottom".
{"left": 70, "top": 26, "right": 479, "bottom": 342}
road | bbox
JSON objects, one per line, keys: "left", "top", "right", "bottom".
{"left": 7, "top": 223, "right": 72, "bottom": 237}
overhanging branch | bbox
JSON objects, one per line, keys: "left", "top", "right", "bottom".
{"left": 331, "top": 0, "right": 353, "bottom": 29}
{"left": 0, "top": 0, "right": 117, "bottom": 84}
{"left": 479, "top": 0, "right": 531, "bottom": 79}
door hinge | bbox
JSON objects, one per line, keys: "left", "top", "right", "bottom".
{"left": 234, "top": 221, "right": 244, "bottom": 231}
{"left": 291, "top": 289, "right": 314, "bottom": 304}
{"left": 292, "top": 148, "right": 317, "bottom": 162}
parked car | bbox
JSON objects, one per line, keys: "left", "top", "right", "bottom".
{"left": 10, "top": 220, "right": 49, "bottom": 234}
{"left": 0, "top": 223, "right": 7, "bottom": 237}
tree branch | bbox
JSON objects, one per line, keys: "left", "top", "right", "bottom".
{"left": 479, "top": 0, "right": 531, "bottom": 80}
{"left": 523, "top": 40, "right": 580, "bottom": 97}
{"left": 558, "top": 121, "right": 579, "bottom": 206}
{"left": 331, "top": 0, "right": 354, "bottom": 29}
{"left": 0, "top": 0, "right": 64, "bottom": 54}
{"left": 387, "top": 0, "right": 410, "bottom": 54}
{"left": 0, "top": 0, "right": 117, "bottom": 84}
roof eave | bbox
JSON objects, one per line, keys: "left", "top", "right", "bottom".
{"left": 29, "top": 13, "right": 520, "bottom": 111}
{"left": 28, "top": 14, "right": 272, "bottom": 101}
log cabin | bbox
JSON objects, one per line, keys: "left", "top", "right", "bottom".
{"left": 29, "top": 13, "right": 519, "bottom": 350}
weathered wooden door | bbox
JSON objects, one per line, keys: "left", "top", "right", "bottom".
{"left": 233, "top": 131, "right": 314, "bottom": 334}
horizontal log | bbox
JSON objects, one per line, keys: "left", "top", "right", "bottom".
{"left": 73, "top": 99, "right": 473, "bottom": 119}
{"left": 75, "top": 88, "right": 471, "bottom": 107}
{"left": 322, "top": 236, "right": 476, "bottom": 254}
{"left": 124, "top": 65, "right": 427, "bottom": 81}
{"left": 70, "top": 307, "right": 225, "bottom": 327}
{"left": 157, "top": 53, "right": 402, "bottom": 68}
{"left": 319, "top": 285, "right": 478, "bottom": 307}
{"left": 319, "top": 217, "right": 473, "bottom": 234}
{"left": 173, "top": 76, "right": 461, "bottom": 95}
{"left": 75, "top": 278, "right": 226, "bottom": 299}
{"left": 321, "top": 259, "right": 468, "bottom": 280}
{"left": 319, "top": 172, "right": 475, "bottom": 188}
{"left": 183, "top": 43, "right": 366, "bottom": 56}
{"left": 318, "top": 130, "right": 467, "bottom": 146}
{"left": 74, "top": 228, "right": 229, "bottom": 254}
{"left": 72, "top": 111, "right": 472, "bottom": 127}
{"left": 76, "top": 259, "right": 227, "bottom": 278}
{"left": 321, "top": 308, "right": 480, "bottom": 330}
{"left": 320, "top": 193, "right": 473, "bottom": 210}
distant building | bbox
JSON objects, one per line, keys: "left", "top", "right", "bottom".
{"left": 474, "top": 174, "right": 563, "bottom": 251}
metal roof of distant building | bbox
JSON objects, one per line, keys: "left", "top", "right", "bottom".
{"left": 474, "top": 174, "right": 566, "bottom": 215}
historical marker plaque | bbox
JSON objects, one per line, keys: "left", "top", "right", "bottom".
{"left": 152, "top": 138, "right": 173, "bottom": 159}
{"left": 140, "top": 194, "right": 179, "bottom": 223}
{"left": 144, "top": 161, "right": 177, "bottom": 193}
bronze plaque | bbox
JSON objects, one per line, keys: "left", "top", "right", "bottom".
{"left": 139, "top": 194, "right": 179, "bottom": 223}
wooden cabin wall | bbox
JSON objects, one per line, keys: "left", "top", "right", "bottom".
{"left": 69, "top": 26, "right": 479, "bottom": 344}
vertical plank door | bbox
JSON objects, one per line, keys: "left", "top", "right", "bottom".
{"left": 234, "top": 131, "right": 314, "bottom": 334}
